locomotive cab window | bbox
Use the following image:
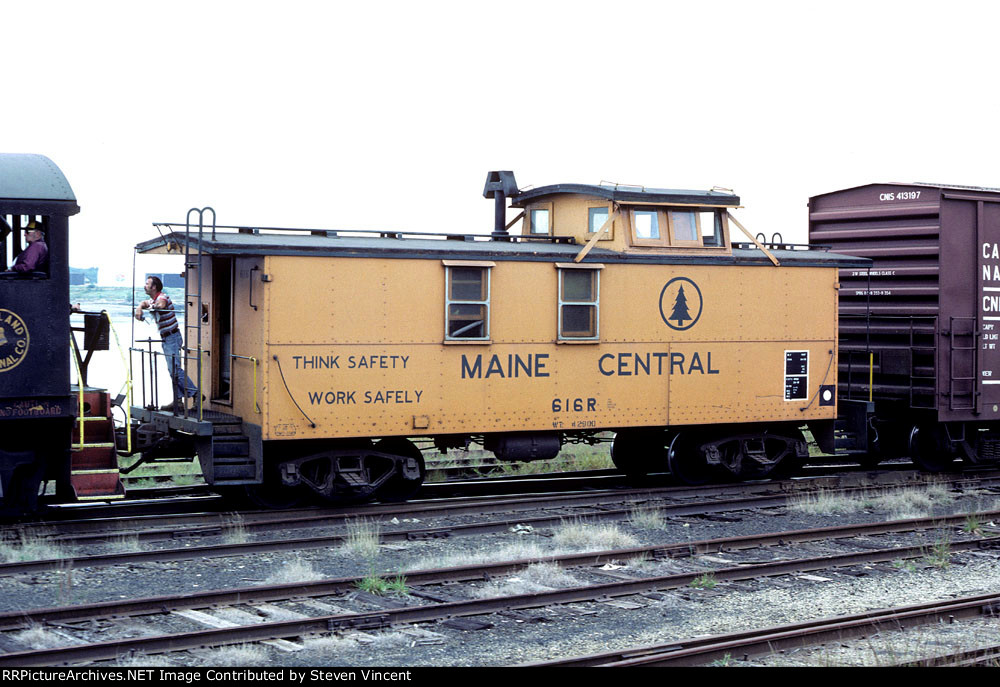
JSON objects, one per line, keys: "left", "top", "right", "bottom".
{"left": 444, "top": 261, "right": 494, "bottom": 341}
{"left": 0, "top": 215, "right": 49, "bottom": 279}
{"left": 557, "top": 263, "right": 602, "bottom": 341}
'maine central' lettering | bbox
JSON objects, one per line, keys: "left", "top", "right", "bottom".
{"left": 461, "top": 353, "right": 550, "bottom": 379}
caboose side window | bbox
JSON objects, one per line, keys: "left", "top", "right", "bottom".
{"left": 529, "top": 208, "right": 551, "bottom": 235}
{"left": 588, "top": 207, "right": 610, "bottom": 234}
{"left": 445, "top": 265, "right": 491, "bottom": 341}
{"left": 628, "top": 207, "right": 727, "bottom": 249}
{"left": 633, "top": 210, "right": 660, "bottom": 240}
{"left": 700, "top": 210, "right": 724, "bottom": 246}
{"left": 668, "top": 211, "right": 698, "bottom": 243}
{"left": 557, "top": 264, "right": 601, "bottom": 341}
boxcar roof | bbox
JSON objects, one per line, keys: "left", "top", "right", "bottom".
{"left": 811, "top": 181, "right": 1000, "bottom": 200}
{"left": 0, "top": 153, "right": 77, "bottom": 203}
{"left": 137, "top": 229, "right": 868, "bottom": 268}
{"left": 510, "top": 183, "right": 741, "bottom": 207}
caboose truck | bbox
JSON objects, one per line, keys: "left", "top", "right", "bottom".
{"left": 126, "top": 170, "right": 868, "bottom": 504}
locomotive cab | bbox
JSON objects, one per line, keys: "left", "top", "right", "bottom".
{"left": 0, "top": 154, "right": 124, "bottom": 515}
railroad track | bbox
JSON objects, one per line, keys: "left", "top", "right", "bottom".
{"left": 3, "top": 471, "right": 993, "bottom": 576}
{"left": 32, "top": 459, "right": 970, "bottom": 524}
{"left": 525, "top": 592, "right": 1000, "bottom": 666}
{"left": 0, "top": 511, "right": 998, "bottom": 666}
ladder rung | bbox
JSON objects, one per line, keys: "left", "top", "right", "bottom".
{"left": 72, "top": 443, "right": 116, "bottom": 449}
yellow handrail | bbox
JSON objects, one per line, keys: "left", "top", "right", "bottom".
{"left": 69, "top": 339, "right": 86, "bottom": 450}
{"left": 232, "top": 354, "right": 261, "bottom": 413}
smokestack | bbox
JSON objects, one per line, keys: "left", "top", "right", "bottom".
{"left": 483, "top": 171, "right": 518, "bottom": 239}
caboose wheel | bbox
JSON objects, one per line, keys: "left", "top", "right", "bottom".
{"left": 611, "top": 429, "right": 670, "bottom": 479}
{"left": 241, "top": 459, "right": 312, "bottom": 509}
{"left": 908, "top": 424, "right": 957, "bottom": 472}
{"left": 373, "top": 438, "right": 426, "bottom": 503}
{"left": 668, "top": 431, "right": 714, "bottom": 485}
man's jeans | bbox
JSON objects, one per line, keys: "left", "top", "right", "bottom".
{"left": 162, "top": 330, "right": 198, "bottom": 403}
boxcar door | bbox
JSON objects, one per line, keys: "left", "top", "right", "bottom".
{"left": 940, "top": 194, "right": 1000, "bottom": 419}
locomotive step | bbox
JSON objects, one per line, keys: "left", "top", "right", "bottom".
{"left": 70, "top": 468, "right": 125, "bottom": 500}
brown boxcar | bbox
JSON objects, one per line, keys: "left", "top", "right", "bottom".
{"left": 809, "top": 183, "right": 1000, "bottom": 470}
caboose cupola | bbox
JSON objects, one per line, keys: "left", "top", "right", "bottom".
{"left": 507, "top": 178, "right": 741, "bottom": 255}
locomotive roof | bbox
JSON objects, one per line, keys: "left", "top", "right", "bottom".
{"left": 510, "top": 183, "right": 741, "bottom": 207}
{"left": 137, "top": 228, "right": 868, "bottom": 268}
{"left": 0, "top": 153, "right": 77, "bottom": 204}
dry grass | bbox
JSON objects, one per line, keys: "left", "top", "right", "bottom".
{"left": 552, "top": 519, "right": 639, "bottom": 551}
{"left": 222, "top": 513, "right": 249, "bottom": 545}
{"left": 264, "top": 556, "right": 324, "bottom": 585}
{"left": 13, "top": 624, "right": 74, "bottom": 649}
{"left": 471, "top": 562, "right": 580, "bottom": 598}
{"left": 301, "top": 634, "right": 359, "bottom": 655}
{"left": 342, "top": 518, "right": 381, "bottom": 559}
{"left": 788, "top": 484, "right": 955, "bottom": 519}
{"left": 108, "top": 532, "right": 141, "bottom": 553}
{"left": 408, "top": 541, "right": 548, "bottom": 571}
{"left": 0, "top": 530, "right": 67, "bottom": 563}
{"left": 630, "top": 505, "right": 669, "bottom": 530}
{"left": 197, "top": 643, "right": 270, "bottom": 666}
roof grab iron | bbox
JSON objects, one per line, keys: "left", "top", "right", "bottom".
{"left": 727, "top": 211, "right": 780, "bottom": 267}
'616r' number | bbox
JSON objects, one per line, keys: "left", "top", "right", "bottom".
{"left": 552, "top": 397, "right": 596, "bottom": 412}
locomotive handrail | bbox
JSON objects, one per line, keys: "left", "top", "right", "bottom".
{"left": 103, "top": 313, "right": 132, "bottom": 454}
{"left": 69, "top": 338, "right": 86, "bottom": 451}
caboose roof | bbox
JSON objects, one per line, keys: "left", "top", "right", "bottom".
{"left": 136, "top": 227, "right": 868, "bottom": 268}
{"left": 510, "top": 183, "right": 741, "bottom": 208}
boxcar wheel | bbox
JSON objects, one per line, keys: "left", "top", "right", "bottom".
{"left": 374, "top": 438, "right": 426, "bottom": 503}
{"left": 908, "top": 424, "right": 957, "bottom": 473}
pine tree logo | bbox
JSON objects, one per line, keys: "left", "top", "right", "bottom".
{"left": 659, "top": 278, "right": 703, "bottom": 331}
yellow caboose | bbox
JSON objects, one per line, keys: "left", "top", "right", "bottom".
{"left": 131, "top": 172, "right": 867, "bottom": 504}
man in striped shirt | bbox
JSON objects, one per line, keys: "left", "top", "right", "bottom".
{"left": 134, "top": 276, "right": 198, "bottom": 412}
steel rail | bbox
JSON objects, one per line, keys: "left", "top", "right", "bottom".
{"left": 31, "top": 465, "right": 989, "bottom": 540}
{"left": 1, "top": 509, "right": 998, "bottom": 632}
{"left": 2, "top": 534, "right": 999, "bottom": 666}
{"left": 529, "top": 592, "right": 1000, "bottom": 667}
{"left": 1, "top": 509, "right": 997, "bottom": 630}
{"left": 3, "top": 470, "right": 999, "bottom": 576}
{"left": 33, "top": 463, "right": 995, "bottom": 532}
{"left": 896, "top": 644, "right": 1000, "bottom": 667}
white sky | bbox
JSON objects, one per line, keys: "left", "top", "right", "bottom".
{"left": 5, "top": 1, "right": 999, "bottom": 279}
